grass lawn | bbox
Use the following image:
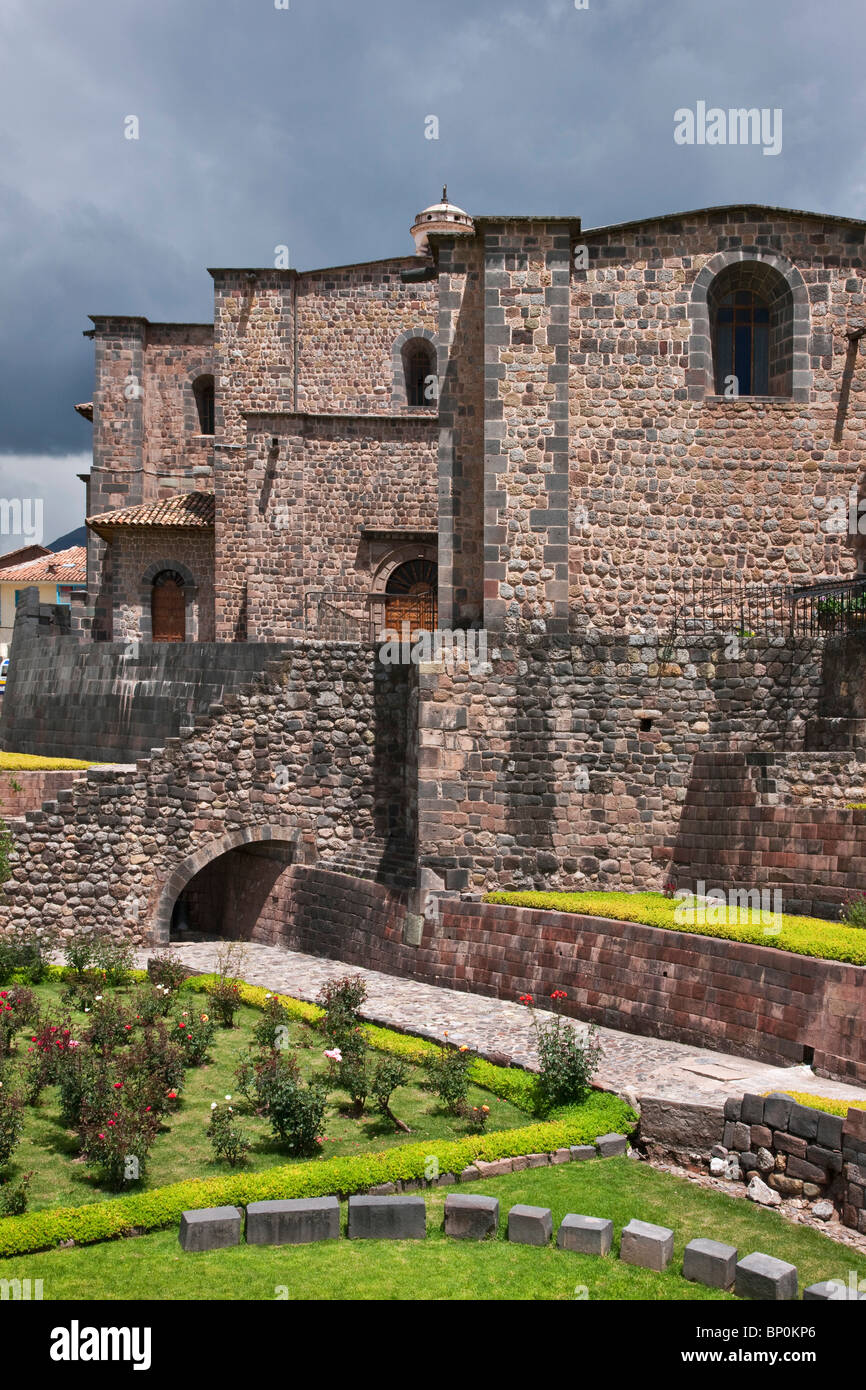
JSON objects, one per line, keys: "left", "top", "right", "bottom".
{"left": 2, "top": 1158, "right": 861, "bottom": 1301}
{"left": 485, "top": 890, "right": 866, "bottom": 966}
{"left": 6, "top": 980, "right": 529, "bottom": 1210}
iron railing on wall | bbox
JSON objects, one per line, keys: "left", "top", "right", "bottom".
{"left": 670, "top": 576, "right": 866, "bottom": 640}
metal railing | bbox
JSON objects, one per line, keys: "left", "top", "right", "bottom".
{"left": 670, "top": 576, "right": 866, "bottom": 640}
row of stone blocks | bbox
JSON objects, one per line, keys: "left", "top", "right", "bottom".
{"left": 179, "top": 1198, "right": 861, "bottom": 1300}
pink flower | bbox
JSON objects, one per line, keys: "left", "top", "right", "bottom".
{"left": 323, "top": 1048, "right": 342, "bottom": 1062}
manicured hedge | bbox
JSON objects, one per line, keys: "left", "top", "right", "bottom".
{"left": 484, "top": 891, "right": 866, "bottom": 967}
{"left": 0, "top": 1095, "right": 635, "bottom": 1258}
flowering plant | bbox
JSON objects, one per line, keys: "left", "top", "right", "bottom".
{"left": 208, "top": 1100, "right": 250, "bottom": 1167}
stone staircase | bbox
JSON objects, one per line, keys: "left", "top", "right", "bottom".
{"left": 318, "top": 836, "right": 418, "bottom": 896}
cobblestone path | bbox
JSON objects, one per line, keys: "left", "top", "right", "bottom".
{"left": 137, "top": 939, "right": 866, "bottom": 1110}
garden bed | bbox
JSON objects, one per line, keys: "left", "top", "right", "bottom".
{"left": 0, "top": 946, "right": 635, "bottom": 1254}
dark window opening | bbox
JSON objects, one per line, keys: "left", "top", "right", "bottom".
{"left": 193, "top": 375, "right": 215, "bottom": 435}
{"left": 713, "top": 290, "right": 770, "bottom": 395}
{"left": 639, "top": 718, "right": 653, "bottom": 732}
{"left": 403, "top": 341, "right": 436, "bottom": 407}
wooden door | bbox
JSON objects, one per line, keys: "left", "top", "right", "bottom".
{"left": 151, "top": 572, "right": 185, "bottom": 642}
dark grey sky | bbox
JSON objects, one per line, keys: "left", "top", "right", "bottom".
{"left": 1, "top": 0, "right": 864, "bottom": 540}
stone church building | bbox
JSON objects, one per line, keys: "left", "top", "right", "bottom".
{"left": 70, "top": 193, "right": 866, "bottom": 650}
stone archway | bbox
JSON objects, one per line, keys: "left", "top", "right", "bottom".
{"left": 688, "top": 248, "right": 811, "bottom": 402}
{"left": 151, "top": 824, "right": 306, "bottom": 943}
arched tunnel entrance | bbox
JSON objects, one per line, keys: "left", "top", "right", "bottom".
{"left": 152, "top": 827, "right": 304, "bottom": 945}
{"left": 171, "top": 840, "right": 295, "bottom": 942}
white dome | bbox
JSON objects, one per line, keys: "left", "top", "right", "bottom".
{"left": 410, "top": 187, "right": 474, "bottom": 254}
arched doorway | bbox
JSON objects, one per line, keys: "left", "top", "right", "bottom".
{"left": 151, "top": 570, "right": 186, "bottom": 642}
{"left": 152, "top": 827, "right": 304, "bottom": 944}
{"left": 384, "top": 558, "right": 438, "bottom": 635}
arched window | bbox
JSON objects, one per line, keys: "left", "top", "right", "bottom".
{"left": 708, "top": 262, "right": 795, "bottom": 398}
{"left": 193, "top": 375, "right": 215, "bottom": 435}
{"left": 151, "top": 570, "right": 186, "bottom": 642}
{"left": 384, "top": 558, "right": 438, "bottom": 633}
{"left": 402, "top": 340, "right": 436, "bottom": 407}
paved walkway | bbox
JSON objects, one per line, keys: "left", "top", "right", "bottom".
{"left": 138, "top": 940, "right": 866, "bottom": 1110}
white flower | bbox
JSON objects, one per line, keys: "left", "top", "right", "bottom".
{"left": 95, "top": 995, "right": 102, "bottom": 1002}
{"left": 211, "top": 1102, "right": 218, "bottom": 1110}
{"left": 224, "top": 1094, "right": 232, "bottom": 1101}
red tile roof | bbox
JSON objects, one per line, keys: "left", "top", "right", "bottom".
{"left": 87, "top": 492, "right": 215, "bottom": 538}
{"left": 0, "top": 546, "right": 87, "bottom": 584}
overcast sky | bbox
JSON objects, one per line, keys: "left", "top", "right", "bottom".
{"left": 0, "top": 0, "right": 864, "bottom": 544}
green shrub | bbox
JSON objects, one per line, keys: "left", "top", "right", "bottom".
{"left": 531, "top": 1013, "right": 602, "bottom": 1115}
{"left": 83, "top": 995, "right": 134, "bottom": 1056}
{"left": 175, "top": 1008, "right": 216, "bottom": 1066}
{"left": 0, "top": 987, "right": 37, "bottom": 1056}
{"left": 370, "top": 1056, "right": 410, "bottom": 1133}
{"left": 207, "top": 978, "right": 243, "bottom": 1029}
{"left": 236, "top": 1049, "right": 299, "bottom": 1114}
{"left": 63, "top": 932, "right": 97, "bottom": 978}
{"left": 79, "top": 1099, "right": 160, "bottom": 1191}
{"left": 58, "top": 1051, "right": 112, "bottom": 1130}
{"left": 0, "top": 1089, "right": 24, "bottom": 1169}
{"left": 266, "top": 1073, "right": 328, "bottom": 1155}
{"left": 89, "top": 936, "right": 135, "bottom": 988}
{"left": 252, "top": 993, "right": 292, "bottom": 1052}
{"left": 208, "top": 1101, "right": 250, "bottom": 1168}
{"left": 425, "top": 1043, "right": 472, "bottom": 1116}
{"left": 317, "top": 974, "right": 368, "bottom": 1050}
{"left": 146, "top": 949, "right": 189, "bottom": 993}
{"left": 336, "top": 1033, "right": 369, "bottom": 1115}
{"left": 130, "top": 982, "right": 176, "bottom": 1028}
{"left": 840, "top": 891, "right": 866, "bottom": 930}
{"left": 0, "top": 1171, "right": 31, "bottom": 1217}
{"left": 464, "top": 1103, "right": 490, "bottom": 1134}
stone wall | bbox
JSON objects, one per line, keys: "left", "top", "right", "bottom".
{"left": 0, "top": 641, "right": 399, "bottom": 944}
{"left": 104, "top": 529, "right": 216, "bottom": 643}
{"left": 416, "top": 632, "right": 824, "bottom": 891}
{"left": 569, "top": 207, "right": 866, "bottom": 629}
{"left": 721, "top": 1091, "right": 866, "bottom": 1233}
{"left": 235, "top": 868, "right": 866, "bottom": 1085}
{"left": 669, "top": 750, "right": 866, "bottom": 918}
{"left": 0, "top": 770, "right": 87, "bottom": 818}
{"left": 295, "top": 259, "right": 437, "bottom": 413}
{"left": 242, "top": 412, "right": 438, "bottom": 639}
{"left": 0, "top": 637, "right": 299, "bottom": 762}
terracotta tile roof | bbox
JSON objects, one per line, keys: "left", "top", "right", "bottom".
{"left": 87, "top": 492, "right": 215, "bottom": 537}
{"left": 0, "top": 546, "right": 87, "bottom": 584}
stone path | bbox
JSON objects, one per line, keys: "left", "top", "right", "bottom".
{"left": 137, "top": 939, "right": 866, "bottom": 1110}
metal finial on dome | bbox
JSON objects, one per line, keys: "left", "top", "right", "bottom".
{"left": 442, "top": 185, "right": 448, "bottom": 203}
